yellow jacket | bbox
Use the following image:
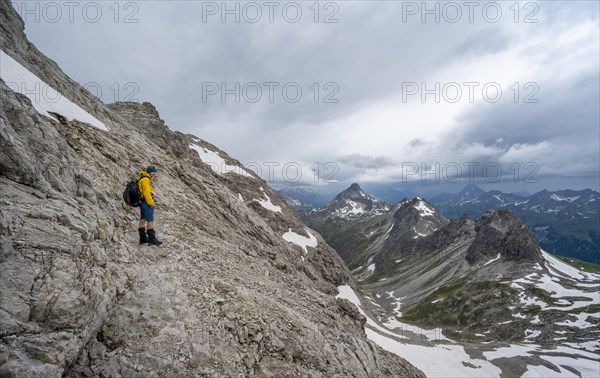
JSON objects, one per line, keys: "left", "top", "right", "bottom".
{"left": 138, "top": 171, "right": 155, "bottom": 207}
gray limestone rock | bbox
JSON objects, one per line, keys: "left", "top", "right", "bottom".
{"left": 466, "top": 208, "right": 543, "bottom": 265}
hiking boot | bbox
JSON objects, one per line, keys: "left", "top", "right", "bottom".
{"left": 147, "top": 228, "right": 163, "bottom": 246}
{"left": 138, "top": 227, "right": 148, "bottom": 245}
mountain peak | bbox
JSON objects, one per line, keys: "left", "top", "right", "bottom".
{"left": 460, "top": 183, "right": 485, "bottom": 194}
{"left": 385, "top": 198, "right": 450, "bottom": 245}
{"left": 309, "top": 184, "right": 391, "bottom": 219}
{"left": 466, "top": 208, "right": 542, "bottom": 265}
{"left": 348, "top": 183, "right": 362, "bottom": 191}
{"left": 334, "top": 183, "right": 369, "bottom": 202}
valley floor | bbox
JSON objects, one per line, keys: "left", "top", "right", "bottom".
{"left": 337, "top": 252, "right": 600, "bottom": 378}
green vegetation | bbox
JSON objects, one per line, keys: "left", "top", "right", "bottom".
{"left": 400, "top": 278, "right": 527, "bottom": 341}
{"left": 348, "top": 260, "right": 363, "bottom": 271}
{"left": 526, "top": 287, "right": 557, "bottom": 304}
{"left": 570, "top": 304, "right": 600, "bottom": 314}
{"left": 360, "top": 271, "right": 387, "bottom": 285}
{"left": 523, "top": 305, "right": 542, "bottom": 316}
{"left": 556, "top": 256, "right": 600, "bottom": 273}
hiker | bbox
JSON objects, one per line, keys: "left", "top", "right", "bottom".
{"left": 138, "top": 166, "right": 163, "bottom": 246}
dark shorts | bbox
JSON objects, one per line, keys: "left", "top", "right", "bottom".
{"left": 140, "top": 202, "right": 154, "bottom": 222}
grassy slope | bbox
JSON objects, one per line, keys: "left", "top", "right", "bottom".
{"left": 556, "top": 255, "right": 600, "bottom": 273}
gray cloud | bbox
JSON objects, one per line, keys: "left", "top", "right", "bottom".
{"left": 337, "top": 153, "right": 396, "bottom": 169}
{"left": 14, "top": 0, "right": 599, "bottom": 193}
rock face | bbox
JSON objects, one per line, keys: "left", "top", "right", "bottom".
{"left": 0, "top": 2, "right": 424, "bottom": 377}
{"left": 466, "top": 208, "right": 543, "bottom": 265}
{"left": 381, "top": 198, "right": 451, "bottom": 257}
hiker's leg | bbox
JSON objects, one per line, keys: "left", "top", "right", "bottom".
{"left": 138, "top": 205, "right": 149, "bottom": 244}
{"left": 139, "top": 205, "right": 147, "bottom": 228}
{"left": 144, "top": 206, "right": 161, "bottom": 245}
{"left": 138, "top": 226, "right": 148, "bottom": 244}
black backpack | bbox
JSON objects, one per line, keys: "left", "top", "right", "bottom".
{"left": 123, "top": 179, "right": 142, "bottom": 207}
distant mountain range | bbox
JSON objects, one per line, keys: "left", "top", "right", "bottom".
{"left": 281, "top": 183, "right": 600, "bottom": 264}
{"left": 430, "top": 184, "right": 600, "bottom": 264}
{"left": 277, "top": 186, "right": 332, "bottom": 211}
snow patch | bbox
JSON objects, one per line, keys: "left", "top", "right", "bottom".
{"left": 414, "top": 200, "right": 435, "bottom": 217}
{"left": 511, "top": 253, "right": 599, "bottom": 317}
{"left": 551, "top": 194, "right": 580, "bottom": 202}
{"left": 386, "top": 223, "right": 395, "bottom": 234}
{"left": 189, "top": 144, "right": 253, "bottom": 178}
{"left": 366, "top": 329, "right": 500, "bottom": 377}
{"left": 563, "top": 341, "right": 600, "bottom": 353}
{"left": 522, "top": 364, "right": 576, "bottom": 378}
{"left": 1, "top": 50, "right": 107, "bottom": 131}
{"left": 539, "top": 355, "right": 599, "bottom": 378}
{"left": 337, "top": 286, "right": 503, "bottom": 377}
{"left": 543, "top": 251, "right": 598, "bottom": 282}
{"left": 385, "top": 291, "right": 404, "bottom": 319}
{"left": 282, "top": 228, "right": 317, "bottom": 258}
{"left": 525, "top": 329, "right": 541, "bottom": 341}
{"left": 336, "top": 286, "right": 407, "bottom": 340}
{"left": 484, "top": 253, "right": 501, "bottom": 266}
{"left": 254, "top": 189, "right": 282, "bottom": 213}
{"left": 556, "top": 312, "right": 599, "bottom": 329}
{"left": 345, "top": 199, "right": 365, "bottom": 215}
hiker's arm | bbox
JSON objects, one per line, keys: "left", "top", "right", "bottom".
{"left": 140, "top": 178, "right": 155, "bottom": 207}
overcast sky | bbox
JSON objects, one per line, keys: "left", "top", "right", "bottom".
{"left": 14, "top": 0, "right": 600, "bottom": 194}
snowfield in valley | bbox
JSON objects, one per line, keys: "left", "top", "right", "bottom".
{"left": 337, "top": 250, "right": 600, "bottom": 377}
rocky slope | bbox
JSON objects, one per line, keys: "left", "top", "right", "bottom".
{"left": 0, "top": 2, "right": 424, "bottom": 376}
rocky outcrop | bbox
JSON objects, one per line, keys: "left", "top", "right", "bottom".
{"left": 417, "top": 216, "right": 476, "bottom": 254}
{"left": 384, "top": 198, "right": 451, "bottom": 253}
{"left": 466, "top": 208, "right": 543, "bottom": 265}
{"left": 107, "top": 102, "right": 193, "bottom": 159}
{"left": 0, "top": 1, "right": 423, "bottom": 376}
